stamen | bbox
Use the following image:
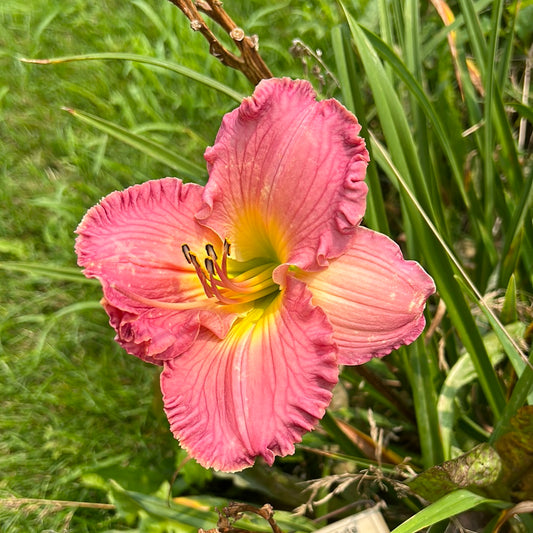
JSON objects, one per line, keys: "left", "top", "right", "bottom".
{"left": 204, "top": 257, "right": 216, "bottom": 276}
{"left": 207, "top": 275, "right": 236, "bottom": 305}
{"left": 189, "top": 252, "right": 214, "bottom": 298}
{"left": 205, "top": 243, "right": 217, "bottom": 261}
{"left": 222, "top": 239, "right": 230, "bottom": 272}
{"left": 232, "top": 263, "right": 276, "bottom": 287}
{"left": 181, "top": 244, "right": 192, "bottom": 264}
{"left": 226, "top": 283, "right": 280, "bottom": 304}
{"left": 180, "top": 239, "right": 278, "bottom": 306}
{"left": 112, "top": 284, "right": 210, "bottom": 310}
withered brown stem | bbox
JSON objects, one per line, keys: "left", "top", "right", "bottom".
{"left": 199, "top": 502, "right": 283, "bottom": 533}
{"left": 166, "top": 0, "right": 272, "bottom": 85}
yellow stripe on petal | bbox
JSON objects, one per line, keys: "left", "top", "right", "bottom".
{"left": 161, "top": 277, "right": 338, "bottom": 472}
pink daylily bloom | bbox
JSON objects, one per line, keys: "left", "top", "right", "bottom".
{"left": 75, "top": 78, "right": 435, "bottom": 472}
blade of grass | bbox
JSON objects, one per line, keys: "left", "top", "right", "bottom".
{"left": 401, "top": 0, "right": 449, "bottom": 258}
{"left": 62, "top": 107, "right": 206, "bottom": 182}
{"left": 298, "top": 445, "right": 403, "bottom": 474}
{"left": 342, "top": 9, "right": 442, "bottom": 233}
{"left": 34, "top": 301, "right": 103, "bottom": 356}
{"left": 454, "top": 275, "right": 532, "bottom": 375}
{"left": 0, "top": 261, "right": 98, "bottom": 284}
{"left": 356, "top": 25, "right": 495, "bottom": 264}
{"left": 481, "top": 0, "right": 503, "bottom": 225}
{"left": 422, "top": 0, "right": 493, "bottom": 61}
{"left": 499, "top": 170, "right": 533, "bottom": 287}
{"left": 438, "top": 322, "right": 525, "bottom": 459}
{"left": 20, "top": 53, "right": 245, "bottom": 102}
{"left": 320, "top": 410, "right": 364, "bottom": 458}
{"left": 456, "top": 0, "right": 524, "bottom": 196}
{"left": 331, "top": 25, "right": 389, "bottom": 234}
{"left": 400, "top": 340, "right": 444, "bottom": 468}
{"left": 403, "top": 0, "right": 431, "bottom": 180}
{"left": 454, "top": 0, "right": 531, "bottom": 290}
{"left": 490, "top": 352, "right": 533, "bottom": 443}
{"left": 390, "top": 490, "right": 505, "bottom": 533}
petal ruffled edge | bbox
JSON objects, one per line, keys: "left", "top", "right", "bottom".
{"left": 197, "top": 78, "right": 369, "bottom": 272}
{"left": 161, "top": 276, "right": 339, "bottom": 471}
{"left": 75, "top": 178, "right": 238, "bottom": 364}
{"left": 299, "top": 226, "right": 435, "bottom": 365}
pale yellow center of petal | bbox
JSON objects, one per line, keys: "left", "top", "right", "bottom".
{"left": 230, "top": 208, "right": 288, "bottom": 265}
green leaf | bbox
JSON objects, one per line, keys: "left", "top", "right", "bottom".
{"left": 62, "top": 107, "right": 206, "bottom": 182}
{"left": 410, "top": 407, "right": 533, "bottom": 505}
{"left": 390, "top": 490, "right": 504, "bottom": 533}
{"left": 437, "top": 321, "right": 526, "bottom": 459}
{"left": 501, "top": 275, "right": 518, "bottom": 325}
{"left": 493, "top": 406, "right": 533, "bottom": 501}
{"left": 0, "top": 261, "right": 98, "bottom": 284}
{"left": 401, "top": 340, "right": 444, "bottom": 468}
{"left": 108, "top": 481, "right": 225, "bottom": 531}
{"left": 20, "top": 52, "right": 245, "bottom": 102}
{"left": 408, "top": 443, "right": 502, "bottom": 502}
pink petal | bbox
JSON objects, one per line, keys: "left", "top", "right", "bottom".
{"left": 161, "top": 277, "right": 339, "bottom": 472}
{"left": 299, "top": 227, "right": 435, "bottom": 364}
{"left": 198, "top": 78, "right": 369, "bottom": 273}
{"left": 75, "top": 178, "right": 237, "bottom": 363}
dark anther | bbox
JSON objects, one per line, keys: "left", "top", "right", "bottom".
{"left": 224, "top": 239, "right": 231, "bottom": 256}
{"left": 181, "top": 244, "right": 192, "bottom": 264}
{"left": 205, "top": 243, "right": 217, "bottom": 261}
{"left": 205, "top": 257, "right": 216, "bottom": 276}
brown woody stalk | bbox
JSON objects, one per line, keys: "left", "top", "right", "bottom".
{"left": 199, "top": 503, "right": 283, "bottom": 533}
{"left": 166, "top": 0, "right": 272, "bottom": 85}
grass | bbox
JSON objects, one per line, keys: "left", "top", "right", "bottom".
{"left": 1, "top": 0, "right": 532, "bottom": 531}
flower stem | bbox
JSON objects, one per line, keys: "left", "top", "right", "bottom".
{"left": 166, "top": 0, "right": 272, "bottom": 85}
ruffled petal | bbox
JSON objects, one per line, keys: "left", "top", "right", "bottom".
{"left": 198, "top": 78, "right": 369, "bottom": 272}
{"left": 102, "top": 299, "right": 237, "bottom": 364}
{"left": 299, "top": 226, "right": 435, "bottom": 364}
{"left": 75, "top": 178, "right": 238, "bottom": 363}
{"left": 161, "top": 277, "right": 339, "bottom": 471}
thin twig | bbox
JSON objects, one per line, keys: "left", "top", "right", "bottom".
{"left": 166, "top": 0, "right": 272, "bottom": 85}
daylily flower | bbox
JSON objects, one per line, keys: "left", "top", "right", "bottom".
{"left": 75, "top": 78, "right": 435, "bottom": 472}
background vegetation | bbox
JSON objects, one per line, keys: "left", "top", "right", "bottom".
{"left": 1, "top": 0, "right": 531, "bottom": 531}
